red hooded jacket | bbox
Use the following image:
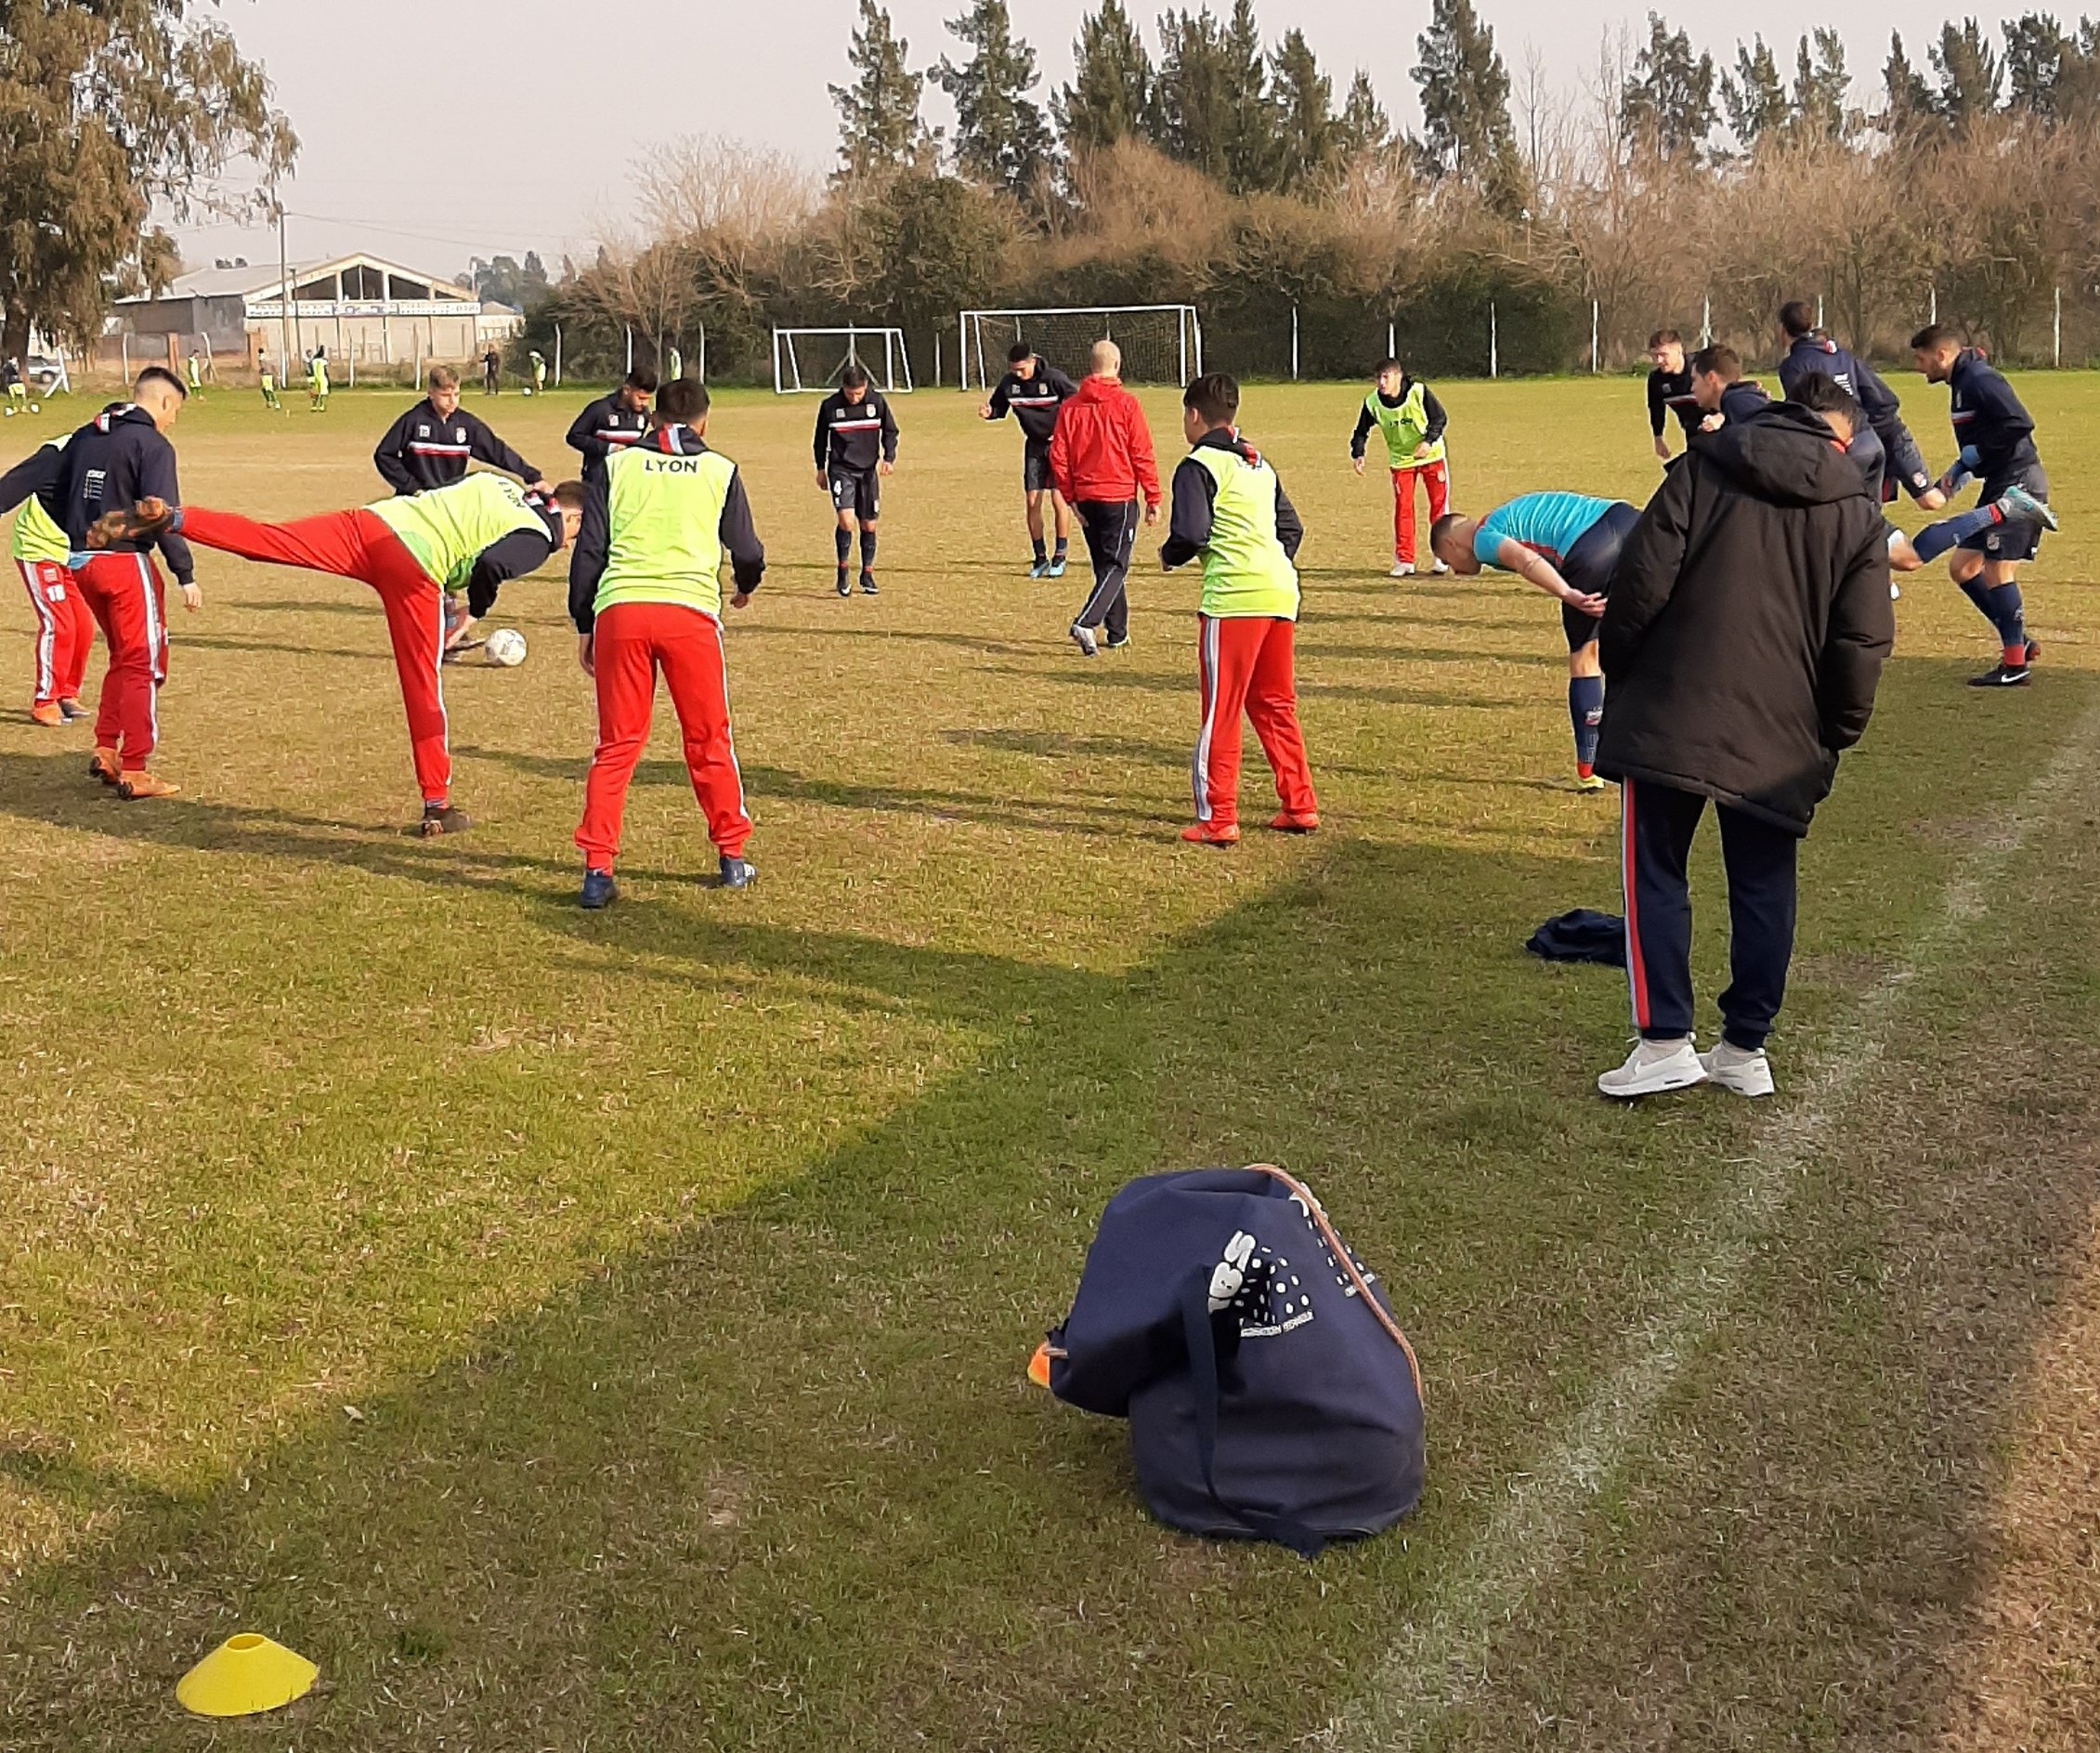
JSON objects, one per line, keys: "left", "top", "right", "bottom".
{"left": 1048, "top": 375, "right": 1161, "bottom": 509}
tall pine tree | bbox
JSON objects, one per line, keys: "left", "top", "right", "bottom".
{"left": 1337, "top": 69, "right": 1391, "bottom": 157}
{"left": 1791, "top": 28, "right": 1853, "bottom": 139}
{"left": 1154, "top": 7, "right": 1233, "bottom": 183}
{"left": 1931, "top": 19, "right": 2003, "bottom": 130}
{"left": 1882, "top": 31, "right": 1937, "bottom": 133}
{"left": 1218, "top": 0, "right": 1282, "bottom": 193}
{"left": 1271, "top": 28, "right": 1338, "bottom": 183}
{"left": 1412, "top": 0, "right": 1520, "bottom": 198}
{"left": 1722, "top": 37, "right": 1789, "bottom": 150}
{"left": 1620, "top": 12, "right": 1715, "bottom": 158}
{"left": 830, "top": 0, "right": 929, "bottom": 179}
{"left": 1053, "top": 0, "right": 1154, "bottom": 153}
{"left": 933, "top": 0, "right": 1052, "bottom": 198}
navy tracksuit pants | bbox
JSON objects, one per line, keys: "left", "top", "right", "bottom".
{"left": 1072, "top": 500, "right": 1137, "bottom": 641}
{"left": 1620, "top": 778, "right": 1799, "bottom": 1051}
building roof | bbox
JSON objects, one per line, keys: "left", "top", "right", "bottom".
{"left": 122, "top": 252, "right": 476, "bottom": 306}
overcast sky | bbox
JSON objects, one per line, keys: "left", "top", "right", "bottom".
{"left": 176, "top": 0, "right": 1924, "bottom": 281}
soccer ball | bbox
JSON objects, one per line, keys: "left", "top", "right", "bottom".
{"left": 484, "top": 628, "right": 528, "bottom": 667}
{"left": 521, "top": 386, "right": 533, "bottom": 397}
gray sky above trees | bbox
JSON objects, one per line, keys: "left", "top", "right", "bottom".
{"left": 176, "top": 0, "right": 1920, "bottom": 274}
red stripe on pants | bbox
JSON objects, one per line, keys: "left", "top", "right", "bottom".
{"left": 72, "top": 553, "right": 165, "bottom": 770}
{"left": 576, "top": 600, "right": 750, "bottom": 869}
{"left": 1391, "top": 459, "right": 1450, "bottom": 564}
{"left": 1190, "top": 614, "right": 1317, "bottom": 830}
{"left": 181, "top": 506, "right": 452, "bottom": 805}
{"left": 19, "top": 558, "right": 93, "bottom": 706}
{"left": 1621, "top": 778, "right": 1650, "bottom": 1030}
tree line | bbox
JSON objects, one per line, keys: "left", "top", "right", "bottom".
{"left": 534, "top": 1, "right": 2100, "bottom": 384}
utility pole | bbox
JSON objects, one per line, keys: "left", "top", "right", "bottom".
{"left": 274, "top": 192, "right": 293, "bottom": 378}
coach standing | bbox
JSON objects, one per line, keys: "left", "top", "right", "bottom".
{"left": 1594, "top": 375, "right": 1892, "bottom": 1101}
{"left": 1049, "top": 340, "right": 1160, "bottom": 657}
{"left": 373, "top": 365, "right": 544, "bottom": 497}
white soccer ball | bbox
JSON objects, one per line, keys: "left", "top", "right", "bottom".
{"left": 521, "top": 386, "right": 533, "bottom": 397}
{"left": 28, "top": 403, "right": 38, "bottom": 413}
{"left": 483, "top": 628, "right": 528, "bottom": 667}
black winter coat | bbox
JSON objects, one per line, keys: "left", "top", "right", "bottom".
{"left": 1597, "top": 402, "right": 1893, "bottom": 835}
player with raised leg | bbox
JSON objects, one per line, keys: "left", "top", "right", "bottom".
{"left": 813, "top": 363, "right": 897, "bottom": 596}
{"left": 1430, "top": 491, "right": 1642, "bottom": 792}
{"left": 91, "top": 473, "right": 584, "bottom": 834}
{"left": 980, "top": 343, "right": 1076, "bottom": 577}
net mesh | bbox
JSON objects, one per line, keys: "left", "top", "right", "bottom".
{"left": 962, "top": 309, "right": 1194, "bottom": 389}
{"left": 776, "top": 330, "right": 910, "bottom": 394}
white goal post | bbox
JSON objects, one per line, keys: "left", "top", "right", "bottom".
{"left": 772, "top": 327, "right": 915, "bottom": 395}
{"left": 959, "top": 305, "right": 1202, "bottom": 391}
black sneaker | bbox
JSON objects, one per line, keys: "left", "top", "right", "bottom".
{"left": 579, "top": 868, "right": 619, "bottom": 909}
{"left": 859, "top": 572, "right": 879, "bottom": 595}
{"left": 835, "top": 569, "right": 851, "bottom": 597}
{"left": 1968, "top": 660, "right": 2031, "bottom": 687}
{"left": 718, "top": 854, "right": 757, "bottom": 890}
{"left": 417, "top": 803, "right": 475, "bottom": 836}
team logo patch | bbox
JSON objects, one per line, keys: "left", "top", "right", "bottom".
{"left": 416, "top": 424, "right": 429, "bottom": 438}
{"left": 455, "top": 428, "right": 466, "bottom": 442}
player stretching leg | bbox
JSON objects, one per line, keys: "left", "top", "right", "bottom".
{"left": 0, "top": 426, "right": 94, "bottom": 725}
{"left": 1911, "top": 324, "right": 2054, "bottom": 687}
{"left": 92, "top": 475, "right": 584, "bottom": 833}
{"left": 980, "top": 343, "right": 1077, "bottom": 576}
{"left": 813, "top": 364, "right": 897, "bottom": 597}
{"left": 1430, "top": 492, "right": 1641, "bottom": 792}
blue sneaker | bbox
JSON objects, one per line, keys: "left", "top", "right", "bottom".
{"left": 579, "top": 868, "right": 619, "bottom": 909}
{"left": 1028, "top": 556, "right": 1050, "bottom": 579}
{"left": 1995, "top": 482, "right": 2058, "bottom": 532}
{"left": 718, "top": 854, "right": 757, "bottom": 890}
{"left": 1048, "top": 554, "right": 1068, "bottom": 578}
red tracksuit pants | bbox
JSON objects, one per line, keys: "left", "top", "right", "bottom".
{"left": 73, "top": 552, "right": 169, "bottom": 771}
{"left": 576, "top": 600, "right": 750, "bottom": 869}
{"left": 180, "top": 506, "right": 453, "bottom": 805}
{"left": 1391, "top": 460, "right": 1450, "bottom": 564}
{"left": 1192, "top": 614, "right": 1317, "bottom": 829}
{"left": 19, "top": 557, "right": 93, "bottom": 708}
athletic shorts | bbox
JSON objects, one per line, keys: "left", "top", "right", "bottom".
{"left": 1558, "top": 499, "right": 1641, "bottom": 649}
{"left": 828, "top": 465, "right": 880, "bottom": 522}
{"left": 1966, "top": 464, "right": 2050, "bottom": 562}
{"left": 1879, "top": 424, "right": 1935, "bottom": 504}
{"left": 1023, "top": 440, "right": 1053, "bottom": 493}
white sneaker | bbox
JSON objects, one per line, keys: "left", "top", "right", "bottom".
{"left": 1430, "top": 559, "right": 1451, "bottom": 575}
{"left": 1068, "top": 622, "right": 1099, "bottom": 658}
{"left": 1597, "top": 1037, "right": 1708, "bottom": 1099}
{"left": 1700, "top": 1041, "right": 1774, "bottom": 1098}
{"left": 1890, "top": 582, "right": 1902, "bottom": 600}
{"left": 1388, "top": 560, "right": 1413, "bottom": 579}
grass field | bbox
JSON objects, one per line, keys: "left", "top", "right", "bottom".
{"left": 3, "top": 374, "right": 2097, "bottom": 1750}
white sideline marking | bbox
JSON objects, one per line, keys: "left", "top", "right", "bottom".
{"left": 1318, "top": 701, "right": 2100, "bottom": 1751}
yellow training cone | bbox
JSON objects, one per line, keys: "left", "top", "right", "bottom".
{"left": 176, "top": 1633, "right": 318, "bottom": 1718}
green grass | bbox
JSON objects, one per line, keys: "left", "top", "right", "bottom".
{"left": 2, "top": 376, "right": 2097, "bottom": 1748}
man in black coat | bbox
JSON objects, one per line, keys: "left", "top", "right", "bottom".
{"left": 1595, "top": 374, "right": 1893, "bottom": 1101}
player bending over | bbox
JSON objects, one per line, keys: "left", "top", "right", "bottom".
{"left": 0, "top": 424, "right": 94, "bottom": 725}
{"left": 980, "top": 343, "right": 1077, "bottom": 576}
{"left": 569, "top": 376, "right": 766, "bottom": 908}
{"left": 1350, "top": 357, "right": 1449, "bottom": 577}
{"left": 1911, "top": 324, "right": 2056, "bottom": 687}
{"left": 1645, "top": 330, "right": 1697, "bottom": 464}
{"left": 1777, "top": 301, "right": 1943, "bottom": 510}
{"left": 1430, "top": 491, "right": 1642, "bottom": 792}
{"left": 813, "top": 363, "right": 898, "bottom": 597}
{"left": 92, "top": 473, "right": 585, "bottom": 834}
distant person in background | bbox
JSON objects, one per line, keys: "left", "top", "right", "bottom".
{"left": 1049, "top": 339, "right": 1160, "bottom": 656}
{"left": 1349, "top": 357, "right": 1449, "bottom": 578}
{"left": 185, "top": 352, "right": 204, "bottom": 397}
{"left": 4, "top": 357, "right": 30, "bottom": 416}
{"left": 1594, "top": 375, "right": 1891, "bottom": 1101}
{"left": 980, "top": 342, "right": 1078, "bottom": 577}
{"left": 529, "top": 350, "right": 547, "bottom": 395}
{"left": 307, "top": 348, "right": 330, "bottom": 412}
{"left": 483, "top": 345, "right": 501, "bottom": 395}
{"left": 259, "top": 362, "right": 282, "bottom": 411}
{"left": 1645, "top": 330, "right": 1697, "bottom": 464}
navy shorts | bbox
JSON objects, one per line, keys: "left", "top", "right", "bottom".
{"left": 1879, "top": 424, "right": 1935, "bottom": 504}
{"left": 1559, "top": 500, "right": 1640, "bottom": 648}
{"left": 828, "top": 465, "right": 880, "bottom": 522}
{"left": 1965, "top": 464, "right": 2049, "bottom": 562}
{"left": 1023, "top": 440, "right": 1053, "bottom": 493}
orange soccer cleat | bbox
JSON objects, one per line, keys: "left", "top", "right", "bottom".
{"left": 88, "top": 746, "right": 122, "bottom": 786}
{"left": 29, "top": 701, "right": 63, "bottom": 727}
{"left": 1268, "top": 810, "right": 1321, "bottom": 833}
{"left": 117, "top": 770, "right": 181, "bottom": 801}
{"left": 1180, "top": 821, "right": 1241, "bottom": 847}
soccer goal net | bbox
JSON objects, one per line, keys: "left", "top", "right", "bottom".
{"left": 959, "top": 306, "right": 1202, "bottom": 391}
{"left": 772, "top": 327, "right": 914, "bottom": 395}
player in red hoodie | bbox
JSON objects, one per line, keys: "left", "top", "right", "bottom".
{"left": 1047, "top": 339, "right": 1161, "bottom": 656}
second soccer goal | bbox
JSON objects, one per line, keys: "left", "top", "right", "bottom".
{"left": 959, "top": 306, "right": 1202, "bottom": 391}
{"left": 773, "top": 327, "right": 914, "bottom": 396}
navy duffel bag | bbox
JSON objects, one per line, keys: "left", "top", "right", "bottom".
{"left": 1042, "top": 1164, "right": 1425, "bottom": 1557}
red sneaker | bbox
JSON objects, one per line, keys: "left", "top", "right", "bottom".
{"left": 1268, "top": 810, "right": 1320, "bottom": 833}
{"left": 1180, "top": 821, "right": 1240, "bottom": 847}
{"left": 29, "top": 701, "right": 62, "bottom": 727}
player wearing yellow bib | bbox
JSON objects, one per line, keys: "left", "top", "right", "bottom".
{"left": 567, "top": 377, "right": 767, "bottom": 907}
{"left": 307, "top": 349, "right": 330, "bottom": 411}
{"left": 1160, "top": 373, "right": 1318, "bottom": 845}
{"left": 1350, "top": 358, "right": 1449, "bottom": 577}
{"left": 0, "top": 429, "right": 93, "bottom": 723}
{"left": 94, "top": 472, "right": 585, "bottom": 833}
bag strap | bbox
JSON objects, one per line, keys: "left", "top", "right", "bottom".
{"left": 1242, "top": 1163, "right": 1424, "bottom": 1405}
{"left": 1178, "top": 1267, "right": 1327, "bottom": 1559}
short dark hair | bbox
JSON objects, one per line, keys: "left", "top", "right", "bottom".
{"left": 624, "top": 367, "right": 659, "bottom": 394}
{"left": 1778, "top": 300, "right": 1816, "bottom": 338}
{"left": 1690, "top": 343, "right": 1741, "bottom": 382}
{"left": 1007, "top": 342, "right": 1033, "bottom": 364}
{"left": 548, "top": 479, "right": 589, "bottom": 510}
{"left": 1376, "top": 357, "right": 1403, "bottom": 374}
{"left": 840, "top": 361, "right": 870, "bottom": 389}
{"left": 1911, "top": 322, "right": 1954, "bottom": 352}
{"left": 1648, "top": 328, "right": 1682, "bottom": 348}
{"left": 1428, "top": 512, "right": 1466, "bottom": 552}
{"left": 1786, "top": 371, "right": 1860, "bottom": 426}
{"left": 135, "top": 364, "right": 187, "bottom": 399}
{"left": 1182, "top": 371, "right": 1240, "bottom": 427}
{"left": 656, "top": 376, "right": 709, "bottom": 424}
